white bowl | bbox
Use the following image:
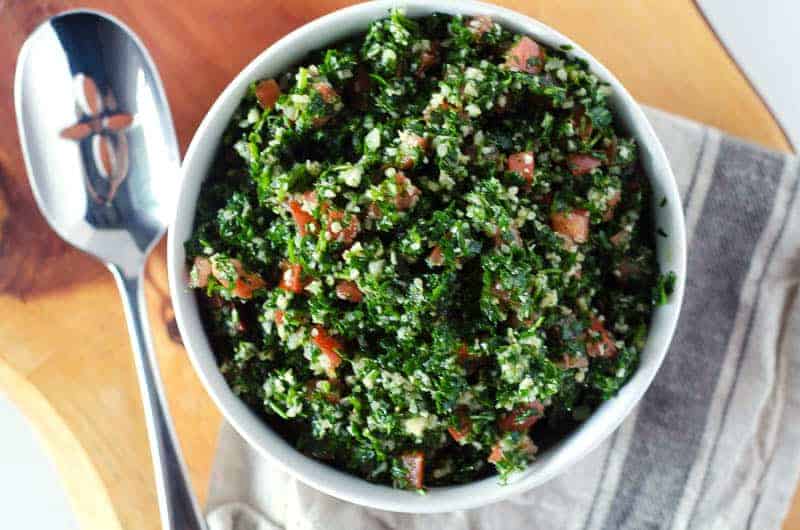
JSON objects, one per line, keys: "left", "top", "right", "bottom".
{"left": 168, "top": 0, "right": 686, "bottom": 513}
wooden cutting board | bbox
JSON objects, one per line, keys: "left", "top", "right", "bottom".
{"left": 0, "top": 1, "right": 796, "bottom": 529}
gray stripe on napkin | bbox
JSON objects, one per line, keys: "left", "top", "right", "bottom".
{"left": 685, "top": 157, "right": 800, "bottom": 530}
{"left": 744, "top": 171, "right": 800, "bottom": 529}
{"left": 598, "top": 139, "right": 785, "bottom": 530}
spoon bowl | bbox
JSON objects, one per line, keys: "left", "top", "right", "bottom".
{"left": 16, "top": 9, "right": 178, "bottom": 276}
{"left": 15, "top": 10, "right": 206, "bottom": 530}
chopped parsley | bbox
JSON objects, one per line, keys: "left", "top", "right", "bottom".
{"left": 185, "top": 10, "right": 670, "bottom": 490}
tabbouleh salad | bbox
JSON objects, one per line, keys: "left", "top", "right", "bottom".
{"left": 185, "top": 10, "right": 675, "bottom": 491}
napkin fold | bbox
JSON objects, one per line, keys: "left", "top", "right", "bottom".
{"left": 205, "top": 107, "right": 800, "bottom": 530}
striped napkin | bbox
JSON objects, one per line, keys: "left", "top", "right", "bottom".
{"left": 204, "top": 107, "right": 800, "bottom": 530}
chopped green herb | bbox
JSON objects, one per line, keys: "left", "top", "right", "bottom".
{"left": 184, "top": 10, "right": 670, "bottom": 490}
{"left": 654, "top": 271, "right": 677, "bottom": 306}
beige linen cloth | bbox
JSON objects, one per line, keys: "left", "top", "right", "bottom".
{"left": 204, "top": 107, "right": 800, "bottom": 530}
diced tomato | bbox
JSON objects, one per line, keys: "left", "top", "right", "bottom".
{"left": 616, "top": 258, "right": 644, "bottom": 285}
{"left": 401, "top": 451, "right": 425, "bottom": 489}
{"left": 609, "top": 230, "right": 628, "bottom": 248}
{"left": 210, "top": 258, "right": 264, "bottom": 299}
{"left": 366, "top": 202, "right": 382, "bottom": 220}
{"left": 312, "top": 326, "right": 344, "bottom": 377}
{"left": 557, "top": 354, "right": 589, "bottom": 369}
{"left": 469, "top": 15, "right": 494, "bottom": 39}
{"left": 233, "top": 271, "right": 266, "bottom": 299}
{"left": 326, "top": 209, "right": 360, "bottom": 245}
{"left": 278, "top": 263, "right": 305, "bottom": 293}
{"left": 550, "top": 209, "right": 590, "bottom": 244}
{"left": 314, "top": 82, "right": 339, "bottom": 104}
{"left": 585, "top": 317, "right": 618, "bottom": 359}
{"left": 428, "top": 245, "right": 444, "bottom": 267}
{"left": 274, "top": 310, "right": 285, "bottom": 326}
{"left": 498, "top": 401, "right": 545, "bottom": 432}
{"left": 603, "top": 191, "right": 622, "bottom": 221}
{"left": 505, "top": 36, "right": 545, "bottom": 74}
{"left": 456, "top": 342, "right": 471, "bottom": 363}
{"left": 417, "top": 40, "right": 439, "bottom": 77}
{"left": 255, "top": 79, "right": 281, "bottom": 110}
{"left": 335, "top": 280, "right": 363, "bottom": 302}
{"left": 447, "top": 409, "right": 472, "bottom": 443}
{"left": 567, "top": 154, "right": 602, "bottom": 176}
{"left": 190, "top": 256, "right": 212, "bottom": 288}
{"left": 399, "top": 134, "right": 429, "bottom": 169}
{"left": 488, "top": 437, "right": 537, "bottom": 463}
{"left": 394, "top": 172, "right": 421, "bottom": 210}
{"left": 488, "top": 442, "right": 504, "bottom": 464}
{"left": 507, "top": 151, "right": 535, "bottom": 185}
{"left": 288, "top": 200, "right": 318, "bottom": 237}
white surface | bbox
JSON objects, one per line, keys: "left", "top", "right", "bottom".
{"left": 168, "top": 0, "right": 686, "bottom": 514}
{"left": 698, "top": 0, "right": 800, "bottom": 150}
{"left": 0, "top": 393, "right": 78, "bottom": 530}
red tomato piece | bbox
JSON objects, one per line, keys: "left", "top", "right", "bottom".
{"left": 274, "top": 310, "right": 285, "bottom": 326}
{"left": 456, "top": 342, "right": 471, "bottom": 363}
{"left": 609, "top": 230, "right": 628, "bottom": 248}
{"left": 210, "top": 258, "right": 264, "bottom": 299}
{"left": 313, "top": 82, "right": 339, "bottom": 104}
{"left": 550, "top": 209, "right": 590, "bottom": 244}
{"left": 498, "top": 401, "right": 545, "bottom": 432}
{"left": 327, "top": 209, "right": 360, "bottom": 245}
{"left": 255, "top": 79, "right": 280, "bottom": 110}
{"left": 417, "top": 40, "right": 439, "bottom": 77}
{"left": 447, "top": 409, "right": 472, "bottom": 443}
{"left": 233, "top": 271, "right": 265, "bottom": 299}
{"left": 567, "top": 154, "right": 602, "bottom": 176}
{"left": 278, "top": 263, "right": 305, "bottom": 294}
{"left": 428, "top": 245, "right": 444, "bottom": 267}
{"left": 366, "top": 202, "right": 382, "bottom": 220}
{"left": 288, "top": 199, "right": 318, "bottom": 237}
{"left": 557, "top": 354, "right": 589, "bottom": 369}
{"left": 585, "top": 317, "right": 618, "bottom": 359}
{"left": 401, "top": 451, "right": 425, "bottom": 489}
{"left": 399, "top": 134, "right": 429, "bottom": 169}
{"left": 394, "top": 172, "right": 421, "bottom": 210}
{"left": 190, "top": 256, "right": 212, "bottom": 288}
{"left": 488, "top": 442, "right": 504, "bottom": 464}
{"left": 312, "top": 326, "right": 344, "bottom": 377}
{"left": 603, "top": 191, "right": 622, "bottom": 222}
{"left": 335, "top": 280, "right": 363, "bottom": 303}
{"left": 469, "top": 15, "right": 494, "bottom": 39}
{"left": 506, "top": 36, "right": 545, "bottom": 74}
{"left": 507, "top": 151, "right": 535, "bottom": 185}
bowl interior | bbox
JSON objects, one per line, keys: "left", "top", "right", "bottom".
{"left": 167, "top": 0, "right": 686, "bottom": 513}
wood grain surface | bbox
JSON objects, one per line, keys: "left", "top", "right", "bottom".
{"left": 0, "top": 1, "right": 796, "bottom": 529}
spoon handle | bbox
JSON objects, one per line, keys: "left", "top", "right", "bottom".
{"left": 111, "top": 265, "right": 207, "bottom": 530}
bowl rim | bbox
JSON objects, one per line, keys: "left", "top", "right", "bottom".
{"left": 167, "top": 0, "right": 687, "bottom": 513}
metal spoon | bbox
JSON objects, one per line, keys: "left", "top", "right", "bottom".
{"left": 15, "top": 10, "right": 206, "bottom": 530}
